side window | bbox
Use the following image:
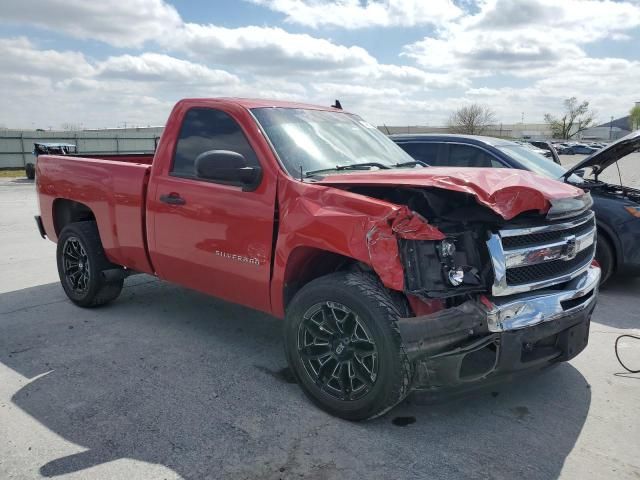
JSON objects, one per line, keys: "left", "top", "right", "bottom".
{"left": 398, "top": 142, "right": 440, "bottom": 165}
{"left": 448, "top": 144, "right": 505, "bottom": 168}
{"left": 172, "top": 108, "right": 258, "bottom": 177}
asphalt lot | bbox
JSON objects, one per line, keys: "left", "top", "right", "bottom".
{"left": 1, "top": 176, "right": 639, "bottom": 480}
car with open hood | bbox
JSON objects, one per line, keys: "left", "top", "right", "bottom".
{"left": 393, "top": 131, "right": 640, "bottom": 283}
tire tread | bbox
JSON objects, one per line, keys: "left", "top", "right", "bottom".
{"left": 285, "top": 270, "right": 413, "bottom": 420}
{"left": 57, "top": 221, "right": 123, "bottom": 307}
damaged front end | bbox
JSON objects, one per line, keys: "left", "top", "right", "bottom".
{"left": 391, "top": 203, "right": 600, "bottom": 394}
{"left": 397, "top": 266, "right": 598, "bottom": 394}
{"left": 294, "top": 171, "right": 600, "bottom": 394}
{"left": 350, "top": 184, "right": 600, "bottom": 394}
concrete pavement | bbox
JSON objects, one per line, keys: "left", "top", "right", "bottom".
{"left": 1, "top": 177, "right": 639, "bottom": 480}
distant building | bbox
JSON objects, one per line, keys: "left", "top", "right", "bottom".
{"left": 579, "top": 116, "right": 631, "bottom": 141}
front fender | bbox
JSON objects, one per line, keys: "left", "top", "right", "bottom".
{"left": 270, "top": 177, "right": 444, "bottom": 317}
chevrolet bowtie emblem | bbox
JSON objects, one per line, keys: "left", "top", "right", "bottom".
{"left": 562, "top": 235, "right": 578, "bottom": 260}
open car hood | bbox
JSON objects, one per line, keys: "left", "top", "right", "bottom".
{"left": 314, "top": 167, "right": 589, "bottom": 220}
{"left": 565, "top": 130, "right": 640, "bottom": 176}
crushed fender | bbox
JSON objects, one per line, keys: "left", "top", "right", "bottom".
{"left": 367, "top": 206, "right": 444, "bottom": 291}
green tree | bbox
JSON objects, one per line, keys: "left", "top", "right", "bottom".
{"left": 630, "top": 105, "right": 640, "bottom": 131}
{"left": 544, "top": 97, "right": 596, "bottom": 140}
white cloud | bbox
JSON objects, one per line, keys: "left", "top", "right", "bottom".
{"left": 249, "top": 0, "right": 463, "bottom": 28}
{"left": 165, "top": 23, "right": 377, "bottom": 72}
{"left": 1, "top": 0, "right": 182, "bottom": 47}
{"left": 403, "top": 0, "right": 640, "bottom": 75}
{"left": 97, "top": 53, "right": 240, "bottom": 85}
{"left": 0, "top": 37, "right": 94, "bottom": 78}
{"left": 1, "top": 0, "right": 640, "bottom": 129}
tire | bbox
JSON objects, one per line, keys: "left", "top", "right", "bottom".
{"left": 56, "top": 221, "right": 124, "bottom": 307}
{"left": 595, "top": 234, "right": 614, "bottom": 285}
{"left": 25, "top": 163, "right": 35, "bottom": 180}
{"left": 284, "top": 271, "right": 413, "bottom": 421}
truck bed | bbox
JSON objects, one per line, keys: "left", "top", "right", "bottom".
{"left": 37, "top": 155, "right": 154, "bottom": 274}
{"left": 64, "top": 153, "right": 155, "bottom": 164}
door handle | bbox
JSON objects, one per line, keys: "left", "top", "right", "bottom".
{"left": 159, "top": 193, "right": 186, "bottom": 205}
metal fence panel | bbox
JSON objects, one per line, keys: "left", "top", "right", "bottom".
{"left": 0, "top": 128, "right": 163, "bottom": 168}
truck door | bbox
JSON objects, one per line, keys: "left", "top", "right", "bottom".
{"left": 147, "top": 107, "right": 277, "bottom": 313}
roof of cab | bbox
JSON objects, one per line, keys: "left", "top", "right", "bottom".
{"left": 177, "top": 97, "right": 345, "bottom": 112}
{"left": 390, "top": 133, "right": 517, "bottom": 147}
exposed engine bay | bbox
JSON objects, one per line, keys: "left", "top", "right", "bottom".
{"left": 344, "top": 185, "right": 600, "bottom": 392}
{"left": 574, "top": 178, "right": 640, "bottom": 203}
{"left": 347, "top": 185, "right": 554, "bottom": 301}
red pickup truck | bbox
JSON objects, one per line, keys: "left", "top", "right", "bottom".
{"left": 35, "top": 98, "right": 600, "bottom": 420}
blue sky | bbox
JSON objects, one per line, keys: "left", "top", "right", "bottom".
{"left": 1, "top": 0, "right": 639, "bottom": 129}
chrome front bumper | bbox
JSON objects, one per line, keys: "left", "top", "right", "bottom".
{"left": 487, "top": 210, "right": 597, "bottom": 296}
{"left": 485, "top": 264, "right": 600, "bottom": 332}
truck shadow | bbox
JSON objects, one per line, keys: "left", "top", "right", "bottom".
{"left": 1, "top": 278, "right": 591, "bottom": 480}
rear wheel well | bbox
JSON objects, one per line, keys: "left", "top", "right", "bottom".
{"left": 53, "top": 199, "right": 96, "bottom": 236}
{"left": 283, "top": 248, "right": 362, "bottom": 310}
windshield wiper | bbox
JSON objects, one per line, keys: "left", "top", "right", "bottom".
{"left": 394, "top": 160, "right": 428, "bottom": 168}
{"left": 305, "top": 162, "right": 390, "bottom": 178}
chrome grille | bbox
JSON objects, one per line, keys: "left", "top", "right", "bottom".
{"left": 487, "top": 211, "right": 597, "bottom": 296}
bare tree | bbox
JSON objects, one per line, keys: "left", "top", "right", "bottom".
{"left": 544, "top": 97, "right": 596, "bottom": 140}
{"left": 629, "top": 104, "right": 640, "bottom": 131}
{"left": 447, "top": 104, "right": 496, "bottom": 135}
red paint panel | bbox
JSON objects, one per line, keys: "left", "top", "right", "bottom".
{"left": 315, "top": 167, "right": 585, "bottom": 220}
{"left": 145, "top": 100, "right": 280, "bottom": 314}
{"left": 36, "top": 155, "right": 154, "bottom": 274}
{"left": 269, "top": 176, "right": 445, "bottom": 316}
{"left": 75, "top": 154, "right": 154, "bottom": 164}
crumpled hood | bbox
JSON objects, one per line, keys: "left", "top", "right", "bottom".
{"left": 314, "top": 166, "right": 587, "bottom": 220}
{"left": 566, "top": 130, "right": 640, "bottom": 176}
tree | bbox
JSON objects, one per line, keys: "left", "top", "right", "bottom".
{"left": 447, "top": 104, "right": 496, "bottom": 135}
{"left": 629, "top": 105, "right": 640, "bottom": 131}
{"left": 544, "top": 97, "right": 595, "bottom": 139}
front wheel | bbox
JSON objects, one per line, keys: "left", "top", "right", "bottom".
{"left": 56, "top": 221, "right": 124, "bottom": 307}
{"left": 595, "top": 235, "right": 614, "bottom": 285}
{"left": 284, "top": 271, "right": 412, "bottom": 421}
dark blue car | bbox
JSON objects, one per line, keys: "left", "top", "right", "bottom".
{"left": 392, "top": 132, "right": 640, "bottom": 283}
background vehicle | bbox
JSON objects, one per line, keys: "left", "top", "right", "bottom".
{"left": 393, "top": 133, "right": 640, "bottom": 283}
{"left": 523, "top": 140, "right": 561, "bottom": 164}
{"left": 567, "top": 144, "right": 598, "bottom": 155}
{"left": 35, "top": 99, "right": 599, "bottom": 420}
{"left": 553, "top": 143, "right": 573, "bottom": 155}
{"left": 26, "top": 143, "right": 77, "bottom": 179}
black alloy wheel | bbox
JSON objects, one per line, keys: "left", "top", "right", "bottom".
{"left": 56, "top": 221, "right": 124, "bottom": 307}
{"left": 298, "top": 300, "right": 379, "bottom": 401}
{"left": 62, "top": 237, "right": 91, "bottom": 295}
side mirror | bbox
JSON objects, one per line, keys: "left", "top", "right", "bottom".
{"left": 195, "top": 150, "right": 262, "bottom": 191}
{"left": 573, "top": 168, "right": 586, "bottom": 178}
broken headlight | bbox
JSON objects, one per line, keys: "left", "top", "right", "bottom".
{"left": 400, "top": 233, "right": 488, "bottom": 298}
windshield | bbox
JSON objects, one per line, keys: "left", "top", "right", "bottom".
{"left": 251, "top": 107, "right": 416, "bottom": 176}
{"left": 496, "top": 144, "right": 583, "bottom": 183}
